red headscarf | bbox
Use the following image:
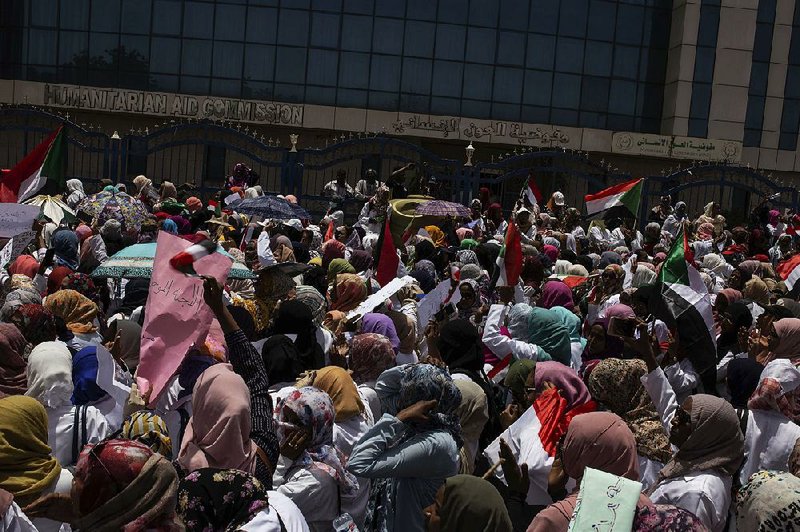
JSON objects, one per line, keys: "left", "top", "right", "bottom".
{"left": 7, "top": 255, "right": 39, "bottom": 279}
{"left": 46, "top": 266, "right": 74, "bottom": 296}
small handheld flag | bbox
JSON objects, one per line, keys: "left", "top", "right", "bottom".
{"left": 169, "top": 239, "right": 216, "bottom": 276}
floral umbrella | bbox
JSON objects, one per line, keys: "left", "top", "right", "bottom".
{"left": 76, "top": 190, "right": 149, "bottom": 230}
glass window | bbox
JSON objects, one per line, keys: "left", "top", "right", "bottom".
{"left": 370, "top": 54, "right": 401, "bottom": 91}
{"left": 375, "top": 0, "right": 405, "bottom": 18}
{"left": 119, "top": 34, "right": 149, "bottom": 67}
{"left": 278, "top": 9, "right": 310, "bottom": 47}
{"left": 246, "top": 7, "right": 278, "bottom": 43}
{"left": 499, "top": 0, "right": 529, "bottom": 31}
{"left": 750, "top": 63, "right": 770, "bottom": 96}
{"left": 639, "top": 48, "right": 667, "bottom": 84}
{"left": 31, "top": 0, "right": 58, "bottom": 27}
{"left": 608, "top": 79, "right": 636, "bottom": 115}
{"left": 341, "top": 15, "right": 372, "bottom": 51}
{"left": 282, "top": 0, "right": 310, "bottom": 8}
{"left": 550, "top": 108, "right": 579, "bottom": 127}
{"left": 528, "top": 0, "right": 558, "bottom": 35}
{"left": 757, "top": 0, "right": 777, "bottom": 23}
{"left": 213, "top": 42, "right": 243, "bottom": 78}
{"left": 275, "top": 46, "right": 306, "bottom": 84}
{"left": 406, "top": 0, "right": 436, "bottom": 21}
{"left": 521, "top": 105, "right": 549, "bottom": 123}
{"left": 404, "top": 21, "right": 435, "bottom": 57}
{"left": 583, "top": 41, "right": 612, "bottom": 76}
{"left": 373, "top": 18, "right": 404, "bottom": 54}
{"left": 311, "top": 12, "right": 340, "bottom": 48}
{"left": 151, "top": 73, "right": 178, "bottom": 92}
{"left": 779, "top": 130, "right": 798, "bottom": 151}
{"left": 462, "top": 63, "right": 493, "bottom": 100}
{"left": 339, "top": 51, "right": 370, "bottom": 89}
{"left": 211, "top": 78, "right": 241, "bottom": 98}
{"left": 274, "top": 83, "right": 305, "bottom": 102}
{"left": 696, "top": 4, "right": 720, "bottom": 48}
{"left": 526, "top": 34, "right": 554, "bottom": 70}
{"left": 466, "top": 27, "right": 497, "bottom": 65}
{"left": 551, "top": 72, "right": 581, "bottom": 108}
{"left": 781, "top": 100, "right": 800, "bottom": 134}
{"left": 431, "top": 59, "right": 463, "bottom": 97}
{"left": 183, "top": 2, "right": 213, "bottom": 39}
{"left": 461, "top": 98, "right": 490, "bottom": 118}
{"left": 743, "top": 128, "right": 761, "bottom": 147}
{"left": 558, "top": 0, "right": 587, "bottom": 38}
{"left": 492, "top": 102, "right": 520, "bottom": 120}
{"left": 369, "top": 90, "right": 399, "bottom": 110}
{"left": 438, "top": 0, "right": 468, "bottom": 24}
{"left": 338, "top": 88, "right": 368, "bottom": 107}
{"left": 58, "top": 31, "right": 88, "bottom": 65}
{"left": 607, "top": 113, "right": 635, "bottom": 131}
{"left": 401, "top": 57, "right": 432, "bottom": 94}
{"left": 580, "top": 76, "right": 609, "bottom": 112}
{"left": 181, "top": 39, "right": 212, "bottom": 76}
{"left": 180, "top": 75, "right": 210, "bottom": 95}
{"left": 435, "top": 24, "right": 466, "bottom": 61}
{"left": 493, "top": 67, "right": 523, "bottom": 103}
{"left": 615, "top": 5, "right": 644, "bottom": 45}
{"left": 469, "top": 0, "right": 498, "bottom": 28}
{"left": 744, "top": 95, "right": 766, "bottom": 128}
{"left": 752, "top": 22, "right": 774, "bottom": 62}
{"left": 313, "top": 0, "right": 342, "bottom": 11}
{"left": 150, "top": 37, "right": 181, "bottom": 73}
{"left": 215, "top": 5, "right": 246, "bottom": 41}
{"left": 306, "top": 85, "right": 337, "bottom": 105}
{"left": 400, "top": 93, "right": 430, "bottom": 113}
{"left": 90, "top": 0, "right": 120, "bottom": 32}
{"left": 555, "top": 37, "right": 584, "bottom": 74}
{"left": 579, "top": 111, "right": 606, "bottom": 129}
{"left": 613, "top": 45, "right": 640, "bottom": 79}
{"left": 431, "top": 96, "right": 460, "bottom": 116}
{"left": 688, "top": 82, "right": 712, "bottom": 131}
{"left": 153, "top": 1, "right": 181, "bottom": 35}
{"left": 497, "top": 31, "right": 525, "bottom": 66}
{"left": 587, "top": 0, "right": 615, "bottom": 41}
{"left": 28, "top": 29, "right": 57, "bottom": 65}
{"left": 693, "top": 48, "right": 715, "bottom": 83}
{"left": 60, "top": 0, "right": 89, "bottom": 30}
{"left": 243, "top": 44, "right": 275, "bottom": 81}
{"left": 307, "top": 48, "right": 338, "bottom": 85}
{"left": 242, "top": 81, "right": 273, "bottom": 99}
{"left": 121, "top": 0, "right": 151, "bottom": 35}
{"left": 637, "top": 83, "right": 663, "bottom": 118}
{"left": 523, "top": 70, "right": 552, "bottom": 106}
{"left": 89, "top": 32, "right": 120, "bottom": 64}
{"left": 344, "top": 0, "right": 373, "bottom": 14}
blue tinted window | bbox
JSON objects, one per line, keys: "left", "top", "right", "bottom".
{"left": 584, "top": 42, "right": 612, "bottom": 76}
{"left": 150, "top": 37, "right": 180, "bottom": 73}
{"left": 693, "top": 48, "right": 715, "bottom": 83}
{"left": 153, "top": 1, "right": 181, "bottom": 35}
{"left": 242, "top": 81, "right": 273, "bottom": 99}
{"left": 404, "top": 21, "right": 435, "bottom": 57}
{"left": 555, "top": 37, "right": 584, "bottom": 74}
{"left": 551, "top": 73, "right": 581, "bottom": 108}
{"left": 580, "top": 111, "right": 605, "bottom": 129}
{"left": 550, "top": 108, "right": 579, "bottom": 127}
{"left": 151, "top": 74, "right": 178, "bottom": 92}
{"left": 121, "top": 0, "right": 151, "bottom": 35}
{"left": 492, "top": 102, "right": 520, "bottom": 120}
{"left": 688, "top": 83, "right": 712, "bottom": 137}
{"left": 587, "top": 0, "right": 615, "bottom": 41}
{"left": 375, "top": 0, "right": 405, "bottom": 18}
{"left": 528, "top": 0, "right": 558, "bottom": 34}
{"left": 497, "top": 31, "right": 525, "bottom": 66}
{"left": 369, "top": 91, "right": 399, "bottom": 110}
{"left": 581, "top": 76, "right": 609, "bottom": 112}
{"left": 435, "top": 24, "right": 466, "bottom": 61}
{"left": 401, "top": 57, "right": 432, "bottom": 94}
{"left": 493, "top": 67, "right": 523, "bottom": 103}
{"left": 469, "top": 0, "right": 499, "bottom": 27}
{"left": 526, "top": 34, "right": 555, "bottom": 70}
{"left": 466, "top": 27, "right": 497, "bottom": 65}
{"left": 558, "top": 0, "right": 587, "bottom": 38}
{"left": 282, "top": 0, "right": 310, "bottom": 8}
{"left": 306, "top": 85, "right": 337, "bottom": 105}
{"left": 28, "top": 29, "right": 57, "bottom": 64}
{"left": 184, "top": 3, "right": 213, "bottom": 39}
{"left": 399, "top": 93, "right": 430, "bottom": 113}
{"left": 344, "top": 0, "right": 373, "bottom": 15}
{"left": 120, "top": 34, "right": 149, "bottom": 64}
{"left": 181, "top": 40, "right": 211, "bottom": 76}
{"left": 615, "top": 5, "right": 644, "bottom": 45}
{"left": 90, "top": 33, "right": 119, "bottom": 62}
{"left": 307, "top": 49, "right": 338, "bottom": 85}
{"left": 243, "top": 44, "right": 275, "bottom": 81}
{"left": 523, "top": 70, "right": 552, "bottom": 106}
{"left": 339, "top": 51, "right": 369, "bottom": 89}
{"left": 341, "top": 15, "right": 372, "bottom": 51}
{"left": 521, "top": 105, "right": 549, "bottom": 123}
{"left": 696, "top": 4, "right": 720, "bottom": 47}
{"left": 745, "top": 95, "right": 766, "bottom": 129}
{"left": 275, "top": 47, "right": 306, "bottom": 84}
{"left": 640, "top": 48, "right": 667, "bottom": 83}
{"left": 90, "top": 0, "right": 119, "bottom": 32}
{"left": 215, "top": 5, "right": 246, "bottom": 40}
{"left": 613, "top": 45, "right": 639, "bottom": 79}
{"left": 462, "top": 63, "right": 493, "bottom": 99}
{"left": 370, "top": 54, "right": 401, "bottom": 91}
{"left": 638, "top": 83, "right": 663, "bottom": 118}
{"left": 373, "top": 18, "right": 404, "bottom": 54}
{"left": 431, "top": 96, "right": 460, "bottom": 116}
{"left": 246, "top": 8, "right": 277, "bottom": 43}
{"left": 438, "top": 0, "right": 468, "bottom": 24}
{"left": 499, "top": 0, "right": 529, "bottom": 31}
{"left": 58, "top": 31, "right": 88, "bottom": 65}
{"left": 752, "top": 22, "right": 774, "bottom": 62}
{"left": 275, "top": 83, "right": 304, "bottom": 102}
{"left": 311, "top": 12, "right": 340, "bottom": 48}
{"left": 607, "top": 114, "right": 635, "bottom": 131}
{"left": 180, "top": 75, "right": 209, "bottom": 95}
{"left": 213, "top": 42, "right": 243, "bottom": 78}
{"left": 750, "top": 63, "right": 770, "bottom": 96}
{"left": 608, "top": 80, "right": 636, "bottom": 115}
{"left": 431, "top": 60, "right": 463, "bottom": 97}
{"left": 211, "top": 78, "right": 241, "bottom": 97}
{"left": 61, "top": 0, "right": 89, "bottom": 30}
{"left": 31, "top": 0, "right": 58, "bottom": 27}
{"left": 757, "top": 0, "right": 777, "bottom": 22}
{"left": 461, "top": 99, "right": 491, "bottom": 119}
{"left": 406, "top": 0, "right": 436, "bottom": 21}
{"left": 278, "top": 9, "right": 310, "bottom": 47}
{"left": 312, "top": 0, "right": 341, "bottom": 9}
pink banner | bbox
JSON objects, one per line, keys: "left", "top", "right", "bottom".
{"left": 137, "top": 231, "right": 232, "bottom": 406}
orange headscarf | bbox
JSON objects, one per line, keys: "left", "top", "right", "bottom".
{"left": 44, "top": 289, "right": 97, "bottom": 333}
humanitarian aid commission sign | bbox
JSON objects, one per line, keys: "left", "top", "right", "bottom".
{"left": 43, "top": 83, "right": 303, "bottom": 125}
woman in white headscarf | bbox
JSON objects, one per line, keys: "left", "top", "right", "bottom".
{"left": 64, "top": 179, "right": 86, "bottom": 209}
{"left": 25, "top": 342, "right": 110, "bottom": 468}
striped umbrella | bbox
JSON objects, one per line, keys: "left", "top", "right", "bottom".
{"left": 91, "top": 242, "right": 256, "bottom": 279}
{"left": 415, "top": 200, "right": 471, "bottom": 218}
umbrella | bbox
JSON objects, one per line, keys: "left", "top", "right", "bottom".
{"left": 91, "top": 242, "right": 256, "bottom": 279}
{"left": 230, "top": 195, "right": 298, "bottom": 220}
{"left": 77, "top": 190, "right": 149, "bottom": 230}
{"left": 415, "top": 200, "right": 471, "bottom": 218}
{"left": 22, "top": 195, "right": 77, "bottom": 225}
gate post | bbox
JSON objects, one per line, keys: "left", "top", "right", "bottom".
{"left": 109, "top": 131, "right": 121, "bottom": 183}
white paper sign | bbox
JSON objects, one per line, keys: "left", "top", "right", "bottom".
{"left": 95, "top": 344, "right": 132, "bottom": 406}
{"left": 0, "top": 204, "right": 41, "bottom": 238}
{"left": 416, "top": 279, "right": 462, "bottom": 335}
{"left": 0, "top": 239, "right": 12, "bottom": 268}
{"left": 346, "top": 275, "right": 415, "bottom": 320}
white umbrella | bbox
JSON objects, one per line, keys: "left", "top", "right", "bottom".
{"left": 22, "top": 195, "right": 77, "bottom": 225}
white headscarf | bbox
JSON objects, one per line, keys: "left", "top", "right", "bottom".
{"left": 25, "top": 341, "right": 73, "bottom": 409}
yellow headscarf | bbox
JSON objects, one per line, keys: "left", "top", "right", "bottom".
{"left": 44, "top": 289, "right": 97, "bottom": 333}
{"left": 0, "top": 396, "right": 62, "bottom": 505}
{"left": 425, "top": 225, "right": 446, "bottom": 247}
{"left": 310, "top": 366, "right": 365, "bottom": 422}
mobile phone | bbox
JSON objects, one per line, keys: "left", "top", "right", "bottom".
{"left": 608, "top": 316, "right": 637, "bottom": 338}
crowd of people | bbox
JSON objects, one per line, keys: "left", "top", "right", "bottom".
{"left": 1, "top": 164, "right": 800, "bottom": 531}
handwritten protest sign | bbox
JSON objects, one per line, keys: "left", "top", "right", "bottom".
{"left": 0, "top": 204, "right": 40, "bottom": 238}
{"left": 415, "top": 279, "right": 461, "bottom": 335}
{"left": 137, "top": 231, "right": 232, "bottom": 407}
{"left": 346, "top": 275, "right": 415, "bottom": 320}
{"left": 0, "top": 239, "right": 12, "bottom": 268}
{"left": 568, "top": 467, "right": 642, "bottom": 532}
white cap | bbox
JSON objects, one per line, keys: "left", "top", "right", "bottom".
{"left": 552, "top": 191, "right": 565, "bottom": 206}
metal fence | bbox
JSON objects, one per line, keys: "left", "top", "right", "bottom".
{"left": 1, "top": 105, "right": 796, "bottom": 225}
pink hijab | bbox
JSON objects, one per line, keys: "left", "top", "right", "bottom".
{"left": 604, "top": 303, "right": 636, "bottom": 320}
{"left": 764, "top": 318, "right": 800, "bottom": 364}
{"left": 539, "top": 280, "right": 574, "bottom": 311}
{"left": 177, "top": 363, "right": 258, "bottom": 474}
{"left": 542, "top": 244, "right": 559, "bottom": 263}
{"left": 717, "top": 288, "right": 743, "bottom": 306}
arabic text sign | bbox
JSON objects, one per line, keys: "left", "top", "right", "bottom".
{"left": 612, "top": 132, "right": 742, "bottom": 162}
{"left": 567, "top": 467, "right": 642, "bottom": 532}
{"left": 137, "top": 231, "right": 232, "bottom": 407}
{"left": 0, "top": 204, "right": 41, "bottom": 238}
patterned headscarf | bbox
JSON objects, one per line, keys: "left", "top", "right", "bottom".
{"left": 10, "top": 304, "right": 56, "bottom": 346}
{"left": 748, "top": 359, "right": 800, "bottom": 423}
{"left": 349, "top": 333, "right": 396, "bottom": 383}
{"left": 274, "top": 386, "right": 359, "bottom": 494}
{"left": 45, "top": 289, "right": 98, "bottom": 334}
{"left": 395, "top": 364, "right": 462, "bottom": 447}
{"left": 330, "top": 273, "right": 367, "bottom": 312}
{"left": 586, "top": 358, "right": 673, "bottom": 463}
{"left": 177, "top": 468, "right": 270, "bottom": 532}
{"left": 294, "top": 285, "right": 327, "bottom": 326}
{"left": 0, "top": 323, "right": 27, "bottom": 397}
{"left": 61, "top": 273, "right": 98, "bottom": 301}
{"left": 736, "top": 470, "right": 800, "bottom": 531}
{"left": 122, "top": 411, "right": 173, "bottom": 457}
{"left": 0, "top": 287, "right": 42, "bottom": 321}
